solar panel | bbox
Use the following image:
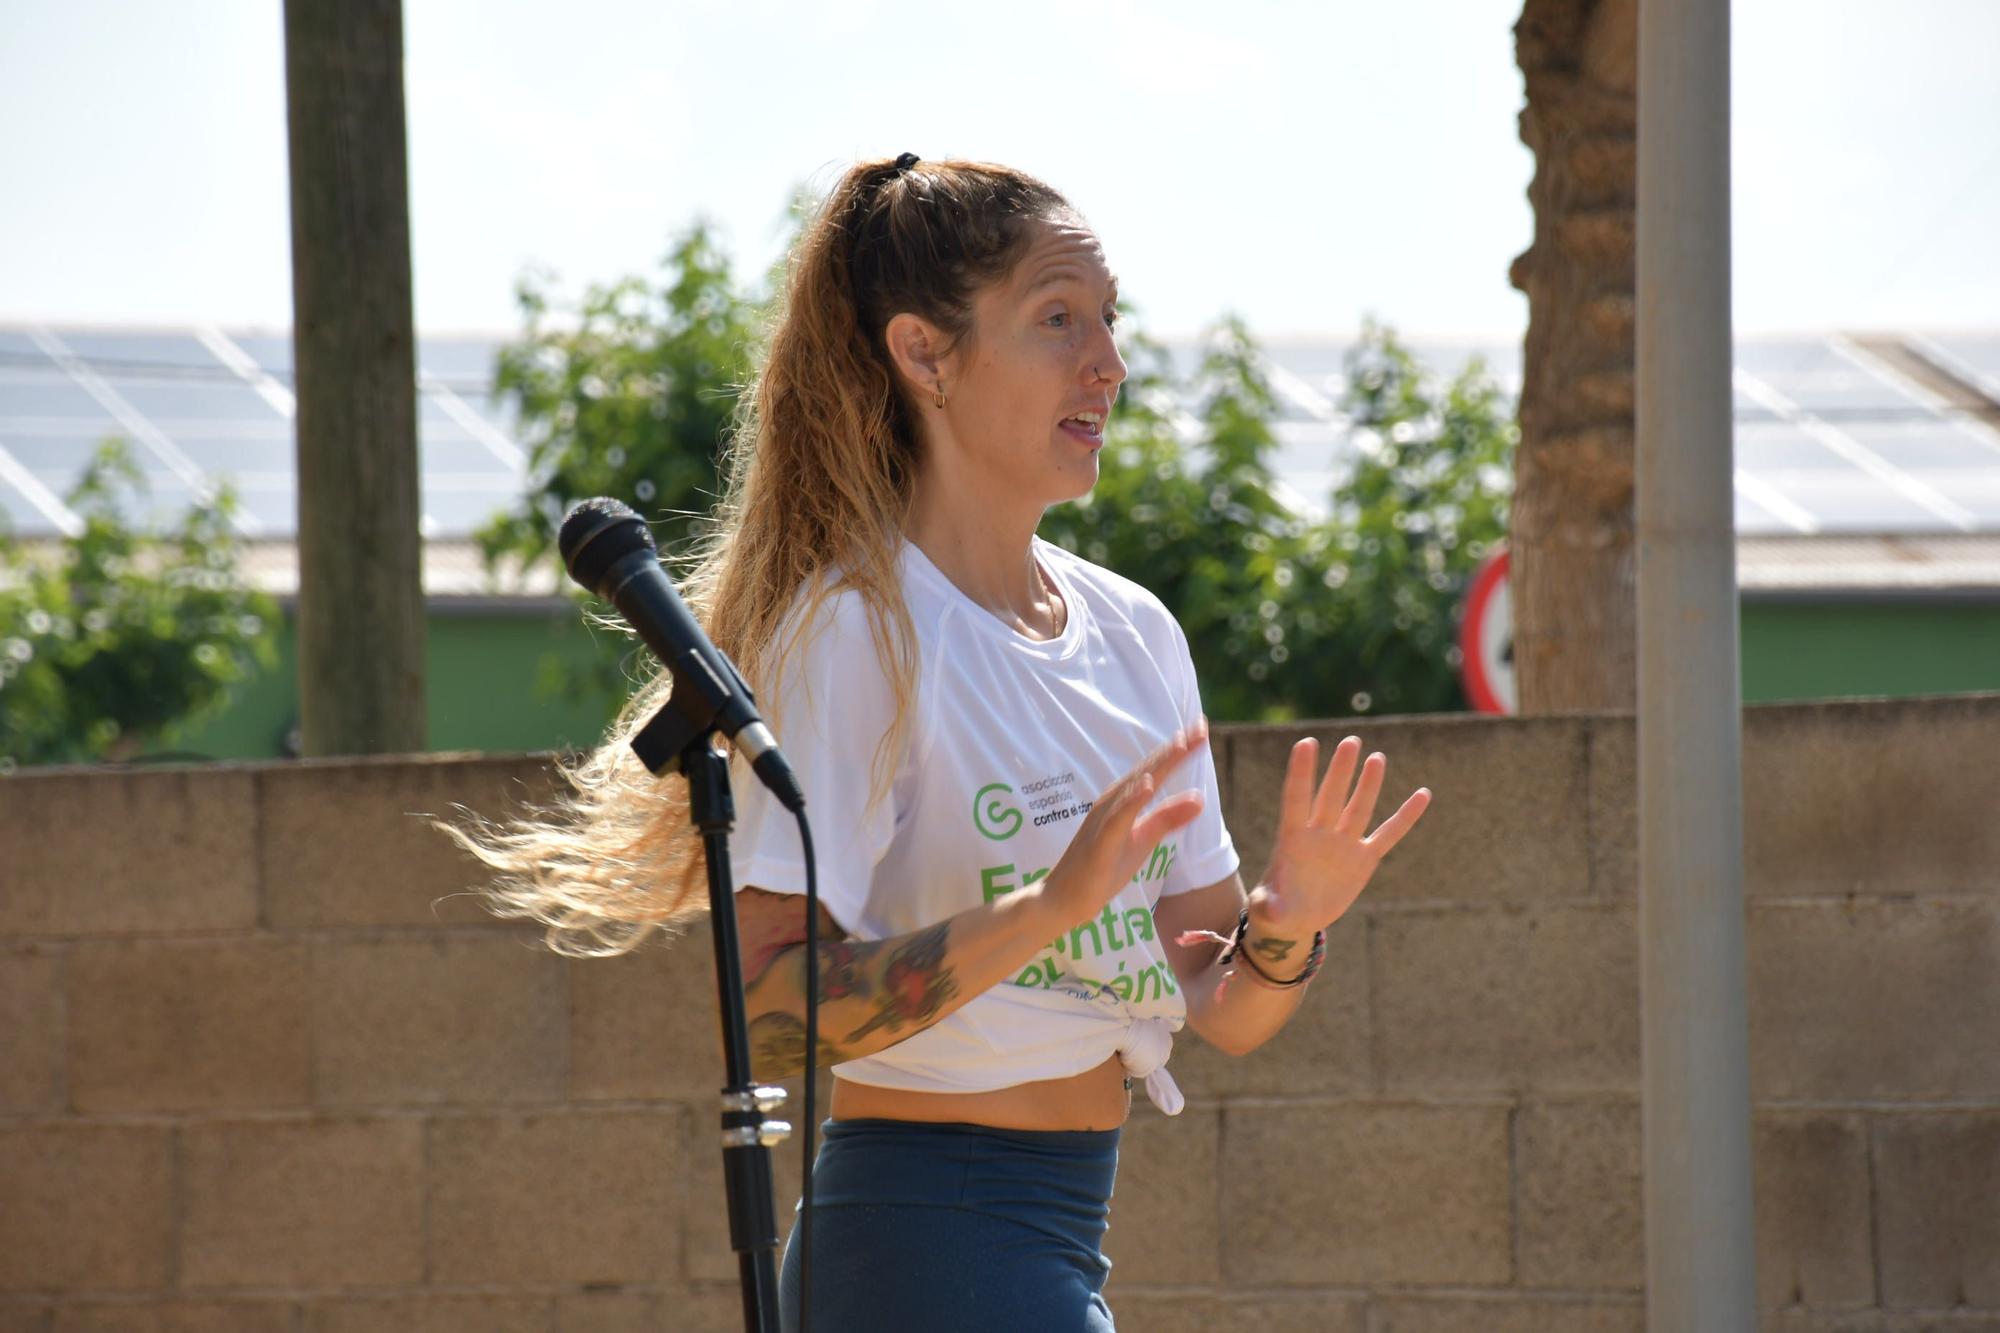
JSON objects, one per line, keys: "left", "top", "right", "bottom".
{"left": 1731, "top": 337, "right": 2000, "bottom": 537}
{"left": 0, "top": 468, "right": 48, "bottom": 530}
{"left": 0, "top": 323, "right": 1993, "bottom": 547}
{"left": 52, "top": 331, "right": 219, "bottom": 370}
{"left": 0, "top": 367, "right": 111, "bottom": 420}
{"left": 1916, "top": 334, "right": 2000, "bottom": 399}
{"left": 1736, "top": 423, "right": 1856, "bottom": 477}
{"left": 416, "top": 337, "right": 506, "bottom": 387}
{"left": 0, "top": 324, "right": 531, "bottom": 541}
{"left": 1765, "top": 474, "right": 1958, "bottom": 531}
{"left": 2, "top": 433, "right": 105, "bottom": 471}
{"left": 217, "top": 333, "right": 296, "bottom": 376}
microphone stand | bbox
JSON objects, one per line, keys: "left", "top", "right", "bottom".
{"left": 631, "top": 702, "right": 788, "bottom": 1333}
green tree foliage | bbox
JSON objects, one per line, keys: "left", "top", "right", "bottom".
{"left": 1045, "top": 315, "right": 1514, "bottom": 722}
{"left": 480, "top": 209, "right": 1515, "bottom": 724}
{"left": 1040, "top": 313, "right": 1309, "bottom": 722}
{"left": 477, "top": 221, "right": 766, "bottom": 696}
{"left": 1286, "top": 319, "right": 1516, "bottom": 720}
{"left": 0, "top": 439, "right": 278, "bottom": 767}
{"left": 479, "top": 221, "right": 763, "bottom": 575}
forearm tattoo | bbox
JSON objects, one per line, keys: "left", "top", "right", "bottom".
{"left": 816, "top": 938, "right": 873, "bottom": 1004}
{"left": 747, "top": 923, "right": 961, "bottom": 1078}
{"left": 844, "top": 924, "right": 959, "bottom": 1044}
{"left": 749, "top": 1012, "right": 848, "bottom": 1076}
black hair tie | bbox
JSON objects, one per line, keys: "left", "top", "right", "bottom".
{"left": 892, "top": 151, "right": 920, "bottom": 174}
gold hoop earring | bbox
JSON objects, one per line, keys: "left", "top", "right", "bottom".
{"left": 934, "top": 382, "right": 946, "bottom": 410}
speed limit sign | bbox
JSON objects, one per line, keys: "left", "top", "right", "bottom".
{"left": 1459, "top": 544, "right": 1515, "bottom": 714}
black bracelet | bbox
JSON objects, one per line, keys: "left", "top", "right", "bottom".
{"left": 1219, "top": 904, "right": 1325, "bottom": 989}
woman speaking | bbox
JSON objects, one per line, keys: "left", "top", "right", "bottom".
{"left": 452, "top": 152, "right": 1431, "bottom": 1330}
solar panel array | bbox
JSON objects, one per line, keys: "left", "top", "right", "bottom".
{"left": 2, "top": 323, "right": 1996, "bottom": 544}
{"left": 0, "top": 326, "right": 524, "bottom": 542}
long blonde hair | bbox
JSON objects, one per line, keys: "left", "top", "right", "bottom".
{"left": 440, "top": 155, "right": 1075, "bottom": 957}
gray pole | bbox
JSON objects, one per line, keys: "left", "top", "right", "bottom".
{"left": 1635, "top": 0, "right": 1757, "bottom": 1328}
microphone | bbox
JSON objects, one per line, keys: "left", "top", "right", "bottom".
{"left": 558, "top": 497, "right": 805, "bottom": 813}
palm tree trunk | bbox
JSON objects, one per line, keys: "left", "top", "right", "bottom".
{"left": 1509, "top": 0, "right": 1639, "bottom": 712}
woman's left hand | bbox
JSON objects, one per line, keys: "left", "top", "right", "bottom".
{"left": 1246, "top": 735, "right": 1431, "bottom": 942}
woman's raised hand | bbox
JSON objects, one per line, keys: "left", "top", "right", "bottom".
{"left": 1250, "top": 735, "right": 1431, "bottom": 938}
{"left": 1040, "top": 719, "right": 1212, "bottom": 926}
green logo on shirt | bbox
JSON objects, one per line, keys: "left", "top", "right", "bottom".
{"left": 973, "top": 782, "right": 1023, "bottom": 840}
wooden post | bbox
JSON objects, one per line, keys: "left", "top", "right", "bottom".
{"left": 282, "top": 0, "right": 426, "bottom": 756}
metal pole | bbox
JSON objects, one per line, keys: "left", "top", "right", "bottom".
{"left": 1635, "top": 0, "right": 1757, "bottom": 1328}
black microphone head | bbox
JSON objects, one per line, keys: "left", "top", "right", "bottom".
{"left": 558, "top": 497, "right": 656, "bottom": 595}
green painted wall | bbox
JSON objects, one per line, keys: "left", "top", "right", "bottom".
{"left": 143, "top": 594, "right": 1997, "bottom": 763}
{"left": 145, "top": 606, "right": 623, "bottom": 762}
{"left": 1741, "top": 597, "right": 2000, "bottom": 703}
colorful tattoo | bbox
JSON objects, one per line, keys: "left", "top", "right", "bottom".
{"left": 843, "top": 924, "right": 959, "bottom": 1044}
{"left": 746, "top": 923, "right": 961, "bottom": 1077}
{"left": 749, "top": 1012, "right": 847, "bottom": 1077}
{"left": 816, "top": 937, "right": 873, "bottom": 1004}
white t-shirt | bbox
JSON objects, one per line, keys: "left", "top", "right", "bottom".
{"left": 726, "top": 533, "right": 1240, "bottom": 1114}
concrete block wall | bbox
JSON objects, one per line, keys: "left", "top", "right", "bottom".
{"left": 2, "top": 695, "right": 1996, "bottom": 1331}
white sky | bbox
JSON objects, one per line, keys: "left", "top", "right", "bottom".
{"left": 2, "top": 0, "right": 1995, "bottom": 341}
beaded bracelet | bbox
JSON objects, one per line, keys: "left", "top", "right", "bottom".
{"left": 1176, "top": 904, "right": 1325, "bottom": 1000}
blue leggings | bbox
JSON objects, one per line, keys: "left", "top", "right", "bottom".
{"left": 777, "top": 1117, "right": 1121, "bottom": 1332}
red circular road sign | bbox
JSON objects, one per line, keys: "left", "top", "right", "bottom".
{"left": 1459, "top": 544, "right": 1514, "bottom": 714}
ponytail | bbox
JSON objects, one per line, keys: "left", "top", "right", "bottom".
{"left": 438, "top": 155, "right": 1075, "bottom": 957}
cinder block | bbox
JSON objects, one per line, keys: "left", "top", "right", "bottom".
{"left": 50, "top": 1303, "right": 297, "bottom": 1332}
{"left": 1091, "top": 1293, "right": 1227, "bottom": 1333}
{"left": 1220, "top": 1101, "right": 1511, "bottom": 1286}
{"left": 259, "top": 752, "right": 564, "bottom": 929}
{"left": 1163, "top": 916, "right": 1370, "bottom": 1101}
{"left": 1516, "top": 1100, "right": 1643, "bottom": 1290}
{"left": 1374, "top": 905, "right": 1639, "bottom": 1094}
{"left": 1586, "top": 698, "right": 2000, "bottom": 903}
{"left": 68, "top": 939, "right": 307, "bottom": 1113}
{"left": 1587, "top": 716, "right": 1639, "bottom": 899}
{"left": 684, "top": 1112, "right": 806, "bottom": 1284}
{"left": 0, "top": 947, "right": 62, "bottom": 1111}
{"left": 428, "top": 1109, "right": 683, "bottom": 1286}
{"left": 1101, "top": 1106, "right": 1220, "bottom": 1285}
{"left": 0, "top": 1124, "right": 170, "bottom": 1291}
{"left": 569, "top": 919, "right": 729, "bottom": 1103}
{"left": 1, "top": 768, "right": 257, "bottom": 936}
{"left": 1370, "top": 1296, "right": 1646, "bottom": 1333}
{"left": 1875, "top": 1113, "right": 2000, "bottom": 1308}
{"left": 303, "top": 1296, "right": 549, "bottom": 1333}
{"left": 310, "top": 932, "right": 565, "bottom": 1107}
{"left": 555, "top": 1290, "right": 660, "bottom": 1333}
{"left": 1753, "top": 1113, "right": 1874, "bottom": 1308}
{"left": 1518, "top": 1104, "right": 1878, "bottom": 1304}
{"left": 1763, "top": 1314, "right": 2000, "bottom": 1333}
{"left": 1224, "top": 714, "right": 1593, "bottom": 906}
{"left": 665, "top": 1287, "right": 757, "bottom": 1333}
{"left": 179, "top": 1116, "right": 423, "bottom": 1288}
{"left": 1740, "top": 696, "right": 2000, "bottom": 897}
{"left": 1110, "top": 1292, "right": 1367, "bottom": 1333}
{"left": 1748, "top": 900, "right": 2000, "bottom": 1101}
